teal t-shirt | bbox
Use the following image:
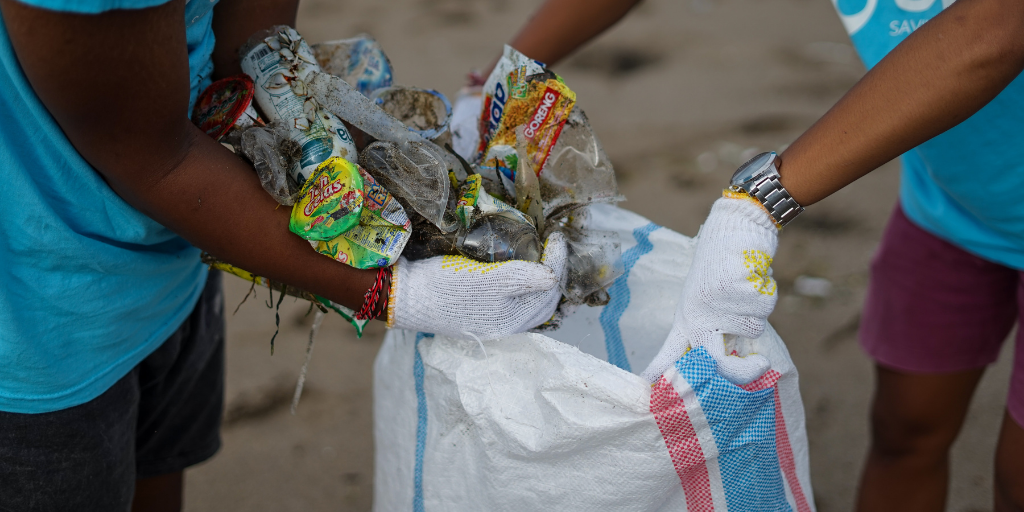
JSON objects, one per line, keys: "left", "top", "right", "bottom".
{"left": 0, "top": 0, "right": 218, "bottom": 413}
{"left": 832, "top": 0, "right": 1024, "bottom": 268}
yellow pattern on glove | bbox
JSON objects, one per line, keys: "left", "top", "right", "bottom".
{"left": 440, "top": 255, "right": 508, "bottom": 274}
{"left": 743, "top": 249, "right": 776, "bottom": 296}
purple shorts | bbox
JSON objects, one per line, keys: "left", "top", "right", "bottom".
{"left": 860, "top": 205, "right": 1024, "bottom": 426}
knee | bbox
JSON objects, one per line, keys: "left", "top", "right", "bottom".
{"left": 869, "top": 404, "right": 960, "bottom": 462}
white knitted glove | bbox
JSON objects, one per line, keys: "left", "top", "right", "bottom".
{"left": 388, "top": 232, "right": 568, "bottom": 339}
{"left": 641, "top": 195, "right": 779, "bottom": 385}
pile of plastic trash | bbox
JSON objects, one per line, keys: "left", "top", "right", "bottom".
{"left": 194, "top": 26, "right": 624, "bottom": 334}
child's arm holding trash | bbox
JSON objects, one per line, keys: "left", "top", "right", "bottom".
{"left": 0, "top": 0, "right": 381, "bottom": 311}
{"left": 1, "top": 0, "right": 567, "bottom": 336}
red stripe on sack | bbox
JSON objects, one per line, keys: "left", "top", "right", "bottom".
{"left": 738, "top": 369, "right": 780, "bottom": 392}
{"left": 651, "top": 377, "right": 716, "bottom": 511}
{"left": 773, "top": 387, "right": 812, "bottom": 512}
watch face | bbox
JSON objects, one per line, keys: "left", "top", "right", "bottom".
{"left": 731, "top": 152, "right": 774, "bottom": 185}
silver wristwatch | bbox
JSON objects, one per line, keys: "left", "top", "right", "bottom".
{"left": 729, "top": 152, "right": 804, "bottom": 226}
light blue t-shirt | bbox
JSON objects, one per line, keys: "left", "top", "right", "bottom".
{"left": 0, "top": 0, "right": 219, "bottom": 413}
{"left": 832, "top": 0, "right": 1024, "bottom": 268}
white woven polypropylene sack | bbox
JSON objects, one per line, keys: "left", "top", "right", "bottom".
{"left": 372, "top": 203, "right": 816, "bottom": 512}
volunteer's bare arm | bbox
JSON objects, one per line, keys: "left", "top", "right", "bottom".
{"left": 508, "top": 0, "right": 1024, "bottom": 204}
{"left": 505, "top": 0, "right": 643, "bottom": 68}
{"left": 777, "top": 0, "right": 1024, "bottom": 205}
{"left": 0, "top": 0, "right": 380, "bottom": 312}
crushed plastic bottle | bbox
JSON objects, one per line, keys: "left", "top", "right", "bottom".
{"left": 307, "top": 71, "right": 465, "bottom": 232}
{"left": 311, "top": 35, "right": 394, "bottom": 97}
{"left": 457, "top": 214, "right": 541, "bottom": 263}
{"left": 401, "top": 211, "right": 540, "bottom": 263}
{"left": 240, "top": 26, "right": 358, "bottom": 185}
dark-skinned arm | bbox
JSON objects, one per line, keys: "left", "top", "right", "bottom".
{"left": 0, "top": 0, "right": 380, "bottom": 313}
{"left": 211, "top": 0, "right": 298, "bottom": 79}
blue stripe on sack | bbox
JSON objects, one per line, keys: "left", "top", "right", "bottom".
{"left": 599, "top": 222, "right": 661, "bottom": 372}
{"left": 413, "top": 332, "right": 433, "bottom": 512}
{"left": 676, "top": 348, "right": 790, "bottom": 511}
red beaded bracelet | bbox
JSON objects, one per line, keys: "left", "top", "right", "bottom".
{"left": 355, "top": 266, "right": 392, "bottom": 321}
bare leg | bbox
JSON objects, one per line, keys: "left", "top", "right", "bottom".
{"left": 856, "top": 365, "right": 985, "bottom": 512}
{"left": 132, "top": 471, "right": 183, "bottom": 512}
{"left": 995, "top": 412, "right": 1024, "bottom": 511}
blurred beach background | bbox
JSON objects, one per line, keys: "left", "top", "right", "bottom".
{"left": 184, "top": 0, "right": 1014, "bottom": 510}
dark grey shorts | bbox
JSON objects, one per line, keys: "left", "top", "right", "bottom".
{"left": 0, "top": 271, "right": 225, "bottom": 512}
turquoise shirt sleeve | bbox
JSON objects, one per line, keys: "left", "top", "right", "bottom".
{"left": 13, "top": 0, "right": 170, "bottom": 14}
{"left": 0, "top": 0, "right": 218, "bottom": 414}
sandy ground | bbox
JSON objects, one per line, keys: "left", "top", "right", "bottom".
{"left": 184, "top": 0, "right": 1015, "bottom": 510}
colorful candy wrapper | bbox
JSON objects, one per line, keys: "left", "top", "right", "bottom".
{"left": 240, "top": 26, "right": 358, "bottom": 185}
{"left": 311, "top": 168, "right": 412, "bottom": 269}
{"left": 455, "top": 173, "right": 533, "bottom": 228}
{"left": 193, "top": 75, "right": 263, "bottom": 141}
{"left": 290, "top": 157, "right": 364, "bottom": 241}
{"left": 200, "top": 253, "right": 368, "bottom": 336}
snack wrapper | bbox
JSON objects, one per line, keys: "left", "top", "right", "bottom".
{"left": 455, "top": 174, "right": 533, "bottom": 228}
{"left": 201, "top": 253, "right": 368, "bottom": 336}
{"left": 241, "top": 26, "right": 358, "bottom": 185}
{"left": 311, "top": 168, "right": 412, "bottom": 269}
{"left": 486, "top": 75, "right": 575, "bottom": 178}
{"left": 477, "top": 45, "right": 546, "bottom": 158}
{"left": 290, "top": 157, "right": 364, "bottom": 241}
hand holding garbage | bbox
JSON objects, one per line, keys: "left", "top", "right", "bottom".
{"left": 388, "top": 232, "right": 568, "bottom": 339}
{"left": 641, "top": 194, "right": 779, "bottom": 385}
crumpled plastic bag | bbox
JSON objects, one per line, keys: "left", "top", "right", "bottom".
{"left": 240, "top": 124, "right": 302, "bottom": 206}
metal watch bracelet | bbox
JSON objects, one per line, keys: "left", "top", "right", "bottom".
{"left": 744, "top": 174, "right": 803, "bottom": 226}
{"left": 729, "top": 152, "right": 804, "bottom": 226}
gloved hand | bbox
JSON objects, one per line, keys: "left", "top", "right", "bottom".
{"left": 641, "top": 193, "right": 780, "bottom": 385}
{"left": 387, "top": 232, "right": 568, "bottom": 339}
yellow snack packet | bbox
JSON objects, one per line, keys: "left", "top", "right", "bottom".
{"left": 486, "top": 75, "right": 576, "bottom": 176}
{"left": 310, "top": 168, "right": 412, "bottom": 269}
{"left": 289, "top": 157, "right": 364, "bottom": 241}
